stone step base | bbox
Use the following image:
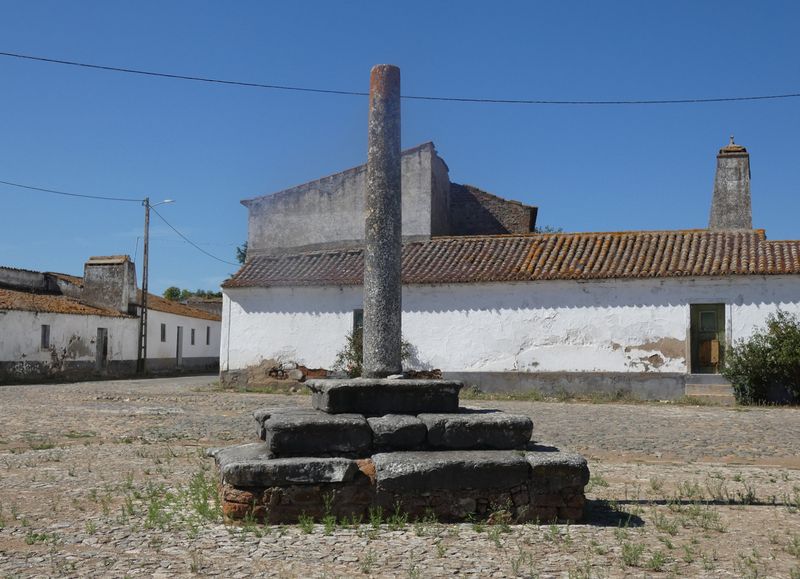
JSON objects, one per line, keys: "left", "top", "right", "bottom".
{"left": 685, "top": 383, "right": 736, "bottom": 405}
{"left": 306, "top": 378, "right": 462, "bottom": 416}
{"left": 212, "top": 445, "right": 589, "bottom": 524}
{"left": 256, "top": 407, "right": 534, "bottom": 456}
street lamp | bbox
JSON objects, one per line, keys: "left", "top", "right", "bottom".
{"left": 137, "top": 197, "right": 174, "bottom": 373}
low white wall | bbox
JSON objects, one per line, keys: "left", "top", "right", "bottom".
{"left": 0, "top": 310, "right": 135, "bottom": 371}
{"left": 0, "top": 307, "right": 221, "bottom": 381}
{"left": 221, "top": 276, "right": 800, "bottom": 374}
{"left": 147, "top": 309, "right": 221, "bottom": 362}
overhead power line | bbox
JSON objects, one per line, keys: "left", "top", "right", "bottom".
{"left": 0, "top": 178, "right": 142, "bottom": 202}
{"left": 1, "top": 176, "right": 240, "bottom": 266}
{"left": 2, "top": 50, "right": 799, "bottom": 106}
{"left": 150, "top": 206, "right": 240, "bottom": 266}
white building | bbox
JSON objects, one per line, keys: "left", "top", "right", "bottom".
{"left": 0, "top": 256, "right": 221, "bottom": 383}
{"left": 220, "top": 140, "right": 800, "bottom": 399}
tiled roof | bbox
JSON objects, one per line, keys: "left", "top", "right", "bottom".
{"left": 0, "top": 287, "right": 130, "bottom": 317}
{"left": 140, "top": 292, "right": 222, "bottom": 322}
{"left": 223, "top": 229, "right": 800, "bottom": 288}
{"left": 0, "top": 270, "right": 221, "bottom": 321}
{"left": 47, "top": 272, "right": 84, "bottom": 286}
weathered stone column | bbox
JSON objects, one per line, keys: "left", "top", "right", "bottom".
{"left": 363, "top": 64, "right": 402, "bottom": 378}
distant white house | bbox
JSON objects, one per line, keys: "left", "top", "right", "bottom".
{"left": 220, "top": 140, "right": 800, "bottom": 399}
{"left": 0, "top": 256, "right": 221, "bottom": 383}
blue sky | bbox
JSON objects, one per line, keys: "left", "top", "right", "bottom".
{"left": 1, "top": 1, "right": 798, "bottom": 294}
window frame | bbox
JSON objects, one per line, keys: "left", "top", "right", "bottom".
{"left": 40, "top": 324, "right": 50, "bottom": 350}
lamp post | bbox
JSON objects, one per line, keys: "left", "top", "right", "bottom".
{"left": 137, "top": 197, "right": 174, "bottom": 373}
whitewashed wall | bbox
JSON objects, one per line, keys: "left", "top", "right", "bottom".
{"left": 0, "top": 310, "right": 135, "bottom": 373}
{"left": 221, "top": 276, "right": 800, "bottom": 374}
{"left": 0, "top": 307, "right": 221, "bottom": 379}
{"left": 147, "top": 309, "right": 221, "bottom": 362}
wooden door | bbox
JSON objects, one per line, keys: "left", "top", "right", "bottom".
{"left": 176, "top": 326, "right": 184, "bottom": 368}
{"left": 95, "top": 328, "right": 108, "bottom": 371}
{"left": 690, "top": 304, "right": 725, "bottom": 374}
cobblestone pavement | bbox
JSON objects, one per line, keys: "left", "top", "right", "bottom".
{"left": 0, "top": 376, "right": 799, "bottom": 577}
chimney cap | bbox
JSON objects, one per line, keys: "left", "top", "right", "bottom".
{"left": 86, "top": 255, "right": 130, "bottom": 265}
{"left": 719, "top": 135, "right": 748, "bottom": 156}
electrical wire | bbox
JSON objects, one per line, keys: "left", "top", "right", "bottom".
{"left": 2, "top": 50, "right": 799, "bottom": 106}
{"left": 0, "top": 178, "right": 142, "bottom": 202}
{"left": 150, "top": 206, "right": 240, "bottom": 266}
{"left": 1, "top": 176, "right": 240, "bottom": 267}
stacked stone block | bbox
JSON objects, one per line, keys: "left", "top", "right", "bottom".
{"left": 211, "top": 378, "right": 589, "bottom": 524}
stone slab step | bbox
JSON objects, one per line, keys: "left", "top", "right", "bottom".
{"left": 214, "top": 443, "right": 359, "bottom": 486}
{"left": 685, "top": 383, "right": 736, "bottom": 405}
{"left": 418, "top": 410, "right": 533, "bottom": 450}
{"left": 373, "top": 450, "right": 529, "bottom": 490}
{"left": 264, "top": 412, "right": 372, "bottom": 457}
{"left": 372, "top": 449, "right": 589, "bottom": 492}
{"left": 686, "top": 373, "right": 732, "bottom": 385}
{"left": 685, "top": 383, "right": 735, "bottom": 396}
{"left": 306, "top": 378, "right": 461, "bottom": 416}
{"left": 261, "top": 407, "right": 534, "bottom": 456}
{"left": 367, "top": 414, "right": 427, "bottom": 451}
{"left": 214, "top": 446, "right": 590, "bottom": 524}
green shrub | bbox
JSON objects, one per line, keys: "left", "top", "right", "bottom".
{"left": 331, "top": 327, "right": 413, "bottom": 378}
{"left": 722, "top": 311, "right": 800, "bottom": 404}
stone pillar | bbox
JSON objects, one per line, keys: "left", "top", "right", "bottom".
{"left": 363, "top": 64, "right": 402, "bottom": 378}
{"left": 709, "top": 136, "right": 752, "bottom": 229}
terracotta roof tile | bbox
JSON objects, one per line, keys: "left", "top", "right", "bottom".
{"left": 223, "top": 229, "right": 800, "bottom": 289}
{"left": 140, "top": 292, "right": 221, "bottom": 322}
{"left": 0, "top": 288, "right": 130, "bottom": 317}
{"left": 0, "top": 279, "right": 221, "bottom": 321}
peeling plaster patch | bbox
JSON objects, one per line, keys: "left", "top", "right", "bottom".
{"left": 645, "top": 353, "right": 665, "bottom": 368}
{"left": 634, "top": 337, "right": 685, "bottom": 360}
{"left": 66, "top": 335, "right": 92, "bottom": 358}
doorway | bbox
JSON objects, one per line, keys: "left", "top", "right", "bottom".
{"left": 690, "top": 304, "right": 725, "bottom": 374}
{"left": 176, "top": 326, "right": 184, "bottom": 368}
{"left": 96, "top": 328, "right": 108, "bottom": 371}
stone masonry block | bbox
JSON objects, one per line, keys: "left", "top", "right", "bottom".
{"left": 367, "top": 414, "right": 427, "bottom": 450}
{"left": 526, "top": 451, "right": 590, "bottom": 493}
{"left": 264, "top": 412, "right": 372, "bottom": 457}
{"left": 253, "top": 406, "right": 320, "bottom": 440}
{"left": 306, "top": 378, "right": 461, "bottom": 416}
{"left": 373, "top": 450, "right": 530, "bottom": 491}
{"left": 418, "top": 410, "right": 533, "bottom": 450}
{"left": 215, "top": 442, "right": 360, "bottom": 486}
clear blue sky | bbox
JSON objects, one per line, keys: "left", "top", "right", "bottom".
{"left": 1, "top": 1, "right": 798, "bottom": 294}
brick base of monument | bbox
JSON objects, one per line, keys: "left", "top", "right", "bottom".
{"left": 218, "top": 452, "right": 587, "bottom": 524}
{"left": 210, "top": 379, "right": 590, "bottom": 524}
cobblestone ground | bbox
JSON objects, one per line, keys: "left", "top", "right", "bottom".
{"left": 0, "top": 376, "right": 799, "bottom": 578}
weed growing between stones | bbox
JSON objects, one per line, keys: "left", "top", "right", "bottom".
{"left": 510, "top": 549, "right": 536, "bottom": 576}
{"left": 646, "top": 550, "right": 667, "bottom": 571}
{"left": 435, "top": 540, "right": 446, "bottom": 558}
{"left": 413, "top": 508, "right": 439, "bottom": 537}
{"left": 621, "top": 542, "right": 645, "bottom": 567}
{"left": 387, "top": 502, "right": 409, "bottom": 531}
{"left": 344, "top": 513, "right": 363, "bottom": 530}
{"left": 368, "top": 505, "right": 383, "bottom": 530}
{"left": 298, "top": 512, "right": 314, "bottom": 534}
{"left": 786, "top": 533, "right": 800, "bottom": 557}
{"left": 25, "top": 531, "right": 57, "bottom": 545}
{"left": 648, "top": 476, "right": 664, "bottom": 493}
{"left": 359, "top": 550, "right": 376, "bottom": 574}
